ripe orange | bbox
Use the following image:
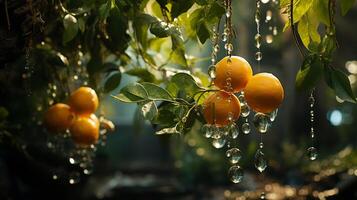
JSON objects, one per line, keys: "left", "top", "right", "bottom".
{"left": 203, "top": 91, "right": 241, "bottom": 127}
{"left": 70, "top": 115, "right": 99, "bottom": 146}
{"left": 68, "top": 87, "right": 99, "bottom": 115}
{"left": 214, "top": 56, "right": 253, "bottom": 92}
{"left": 44, "top": 103, "right": 74, "bottom": 132}
{"left": 244, "top": 73, "right": 284, "bottom": 114}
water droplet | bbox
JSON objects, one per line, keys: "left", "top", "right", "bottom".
{"left": 255, "top": 12, "right": 261, "bottom": 23}
{"left": 255, "top": 52, "right": 263, "bottom": 61}
{"left": 255, "top": 34, "right": 262, "bottom": 48}
{"left": 266, "top": 35, "right": 273, "bottom": 44}
{"left": 69, "top": 157, "right": 77, "bottom": 165}
{"left": 240, "top": 103, "right": 250, "bottom": 117}
{"left": 253, "top": 113, "right": 270, "bottom": 133}
{"left": 222, "top": 33, "right": 228, "bottom": 42}
{"left": 214, "top": 44, "right": 220, "bottom": 53}
{"left": 52, "top": 174, "right": 59, "bottom": 180}
{"left": 228, "top": 165, "right": 243, "bottom": 183}
{"left": 269, "top": 109, "right": 278, "bottom": 121}
{"left": 255, "top": 149, "right": 267, "bottom": 172}
{"left": 228, "top": 123, "right": 239, "bottom": 139}
{"left": 261, "top": 0, "right": 270, "bottom": 3}
{"left": 208, "top": 65, "right": 216, "bottom": 79}
{"left": 211, "top": 126, "right": 222, "bottom": 139}
{"left": 212, "top": 137, "right": 226, "bottom": 149}
{"left": 68, "top": 172, "right": 80, "bottom": 184}
{"left": 273, "top": 26, "right": 278, "bottom": 35}
{"left": 226, "top": 10, "right": 232, "bottom": 18}
{"left": 226, "top": 148, "right": 242, "bottom": 164}
{"left": 266, "top": 10, "right": 272, "bottom": 21}
{"left": 307, "top": 147, "right": 318, "bottom": 160}
{"left": 201, "top": 124, "right": 213, "bottom": 138}
{"left": 260, "top": 192, "right": 266, "bottom": 199}
{"left": 242, "top": 123, "right": 251, "bottom": 134}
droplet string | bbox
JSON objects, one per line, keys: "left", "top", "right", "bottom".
{"left": 307, "top": 90, "right": 318, "bottom": 160}
{"left": 255, "top": 0, "right": 262, "bottom": 72}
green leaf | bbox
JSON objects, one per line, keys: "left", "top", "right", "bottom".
{"left": 297, "top": 14, "right": 320, "bottom": 51}
{"left": 99, "top": 2, "right": 111, "bottom": 20}
{"left": 104, "top": 72, "right": 122, "bottom": 93}
{"left": 324, "top": 66, "right": 356, "bottom": 103}
{"left": 206, "top": 2, "right": 225, "bottom": 23}
{"left": 153, "top": 102, "right": 180, "bottom": 127}
{"left": 282, "top": 0, "right": 314, "bottom": 30}
{"left": 171, "top": 35, "right": 187, "bottom": 67}
{"left": 312, "top": 0, "right": 329, "bottom": 25}
{"left": 340, "top": 0, "right": 356, "bottom": 16}
{"left": 78, "top": 17, "right": 86, "bottom": 33}
{"left": 62, "top": 14, "right": 79, "bottom": 43}
{"left": 0, "top": 107, "right": 9, "bottom": 121}
{"left": 133, "top": 14, "right": 157, "bottom": 50}
{"left": 125, "top": 68, "right": 157, "bottom": 83}
{"left": 167, "top": 73, "right": 203, "bottom": 98}
{"left": 197, "top": 22, "right": 210, "bottom": 44}
{"left": 195, "top": 0, "right": 208, "bottom": 5}
{"left": 150, "top": 21, "right": 170, "bottom": 38}
{"left": 113, "top": 82, "right": 148, "bottom": 103}
{"left": 171, "top": 0, "right": 194, "bottom": 18}
{"left": 296, "top": 55, "right": 324, "bottom": 91}
{"left": 138, "top": 101, "right": 158, "bottom": 120}
{"left": 141, "top": 82, "right": 174, "bottom": 101}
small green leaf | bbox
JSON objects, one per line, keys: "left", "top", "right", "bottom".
{"left": 138, "top": 101, "right": 158, "bottom": 120}
{"left": 296, "top": 55, "right": 324, "bottom": 91}
{"left": 324, "top": 66, "right": 356, "bottom": 103}
{"left": 282, "top": 0, "right": 314, "bottom": 31}
{"left": 340, "top": 0, "right": 356, "bottom": 16}
{"left": 171, "top": 0, "right": 194, "bottom": 18}
{"left": 125, "top": 68, "right": 157, "bottom": 83}
{"left": 206, "top": 2, "right": 225, "bottom": 23}
{"left": 141, "top": 82, "right": 174, "bottom": 101}
{"left": 78, "top": 17, "right": 86, "bottom": 33}
{"left": 133, "top": 14, "right": 158, "bottom": 50}
{"left": 197, "top": 22, "right": 210, "bottom": 44}
{"left": 63, "top": 14, "right": 79, "bottom": 43}
{"left": 104, "top": 72, "right": 122, "bottom": 93}
{"left": 113, "top": 82, "right": 148, "bottom": 103}
{"left": 150, "top": 21, "right": 170, "bottom": 38}
{"left": 167, "top": 73, "right": 203, "bottom": 98}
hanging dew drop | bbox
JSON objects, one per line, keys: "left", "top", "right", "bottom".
{"left": 253, "top": 113, "right": 270, "bottom": 133}
{"left": 255, "top": 149, "right": 267, "bottom": 173}
{"left": 269, "top": 109, "right": 278, "bottom": 121}
{"left": 228, "top": 123, "right": 239, "bottom": 139}
{"left": 255, "top": 34, "right": 262, "bottom": 48}
{"left": 228, "top": 165, "right": 243, "bottom": 183}
{"left": 260, "top": 192, "right": 266, "bottom": 199}
{"left": 226, "top": 148, "right": 242, "bottom": 164}
{"left": 242, "top": 123, "right": 251, "bottom": 134}
{"left": 68, "top": 172, "right": 80, "bottom": 184}
{"left": 211, "top": 126, "right": 222, "bottom": 139}
{"left": 261, "top": 0, "right": 270, "bottom": 4}
{"left": 212, "top": 137, "right": 226, "bottom": 149}
{"left": 222, "top": 33, "right": 228, "bottom": 42}
{"left": 208, "top": 65, "right": 217, "bottom": 79}
{"left": 201, "top": 124, "right": 213, "bottom": 138}
{"left": 266, "top": 35, "right": 273, "bottom": 44}
{"left": 255, "top": 52, "right": 263, "bottom": 61}
{"left": 307, "top": 147, "right": 318, "bottom": 160}
{"left": 240, "top": 103, "right": 250, "bottom": 117}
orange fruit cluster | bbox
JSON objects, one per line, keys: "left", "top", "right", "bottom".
{"left": 44, "top": 87, "right": 100, "bottom": 146}
{"left": 203, "top": 56, "right": 284, "bottom": 126}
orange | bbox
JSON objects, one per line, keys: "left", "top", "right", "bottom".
{"left": 214, "top": 56, "right": 253, "bottom": 92}
{"left": 68, "top": 87, "right": 99, "bottom": 115}
{"left": 70, "top": 115, "right": 99, "bottom": 146}
{"left": 244, "top": 73, "right": 284, "bottom": 114}
{"left": 44, "top": 103, "right": 74, "bottom": 132}
{"left": 203, "top": 91, "right": 241, "bottom": 127}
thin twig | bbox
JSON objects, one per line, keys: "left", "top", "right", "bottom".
{"left": 290, "top": 0, "right": 305, "bottom": 58}
{"left": 4, "top": 0, "right": 10, "bottom": 30}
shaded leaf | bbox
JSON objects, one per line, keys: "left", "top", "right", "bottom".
{"left": 171, "top": 0, "right": 194, "bottom": 18}
{"left": 141, "top": 82, "right": 174, "bottom": 101}
{"left": 63, "top": 14, "right": 79, "bottom": 43}
{"left": 78, "top": 17, "right": 86, "bottom": 33}
{"left": 324, "top": 66, "right": 356, "bottom": 103}
{"left": 340, "top": 0, "right": 356, "bottom": 16}
{"left": 197, "top": 22, "right": 210, "bottom": 44}
{"left": 104, "top": 72, "right": 122, "bottom": 93}
{"left": 167, "top": 73, "right": 203, "bottom": 98}
{"left": 113, "top": 82, "right": 148, "bottom": 102}
{"left": 296, "top": 55, "right": 324, "bottom": 91}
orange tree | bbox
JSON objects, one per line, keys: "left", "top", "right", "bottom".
{"left": 0, "top": 0, "right": 356, "bottom": 173}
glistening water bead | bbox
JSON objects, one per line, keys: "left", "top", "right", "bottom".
{"left": 208, "top": 65, "right": 217, "bottom": 79}
{"left": 240, "top": 103, "right": 250, "bottom": 117}
{"left": 201, "top": 124, "right": 213, "bottom": 138}
{"left": 242, "top": 123, "right": 251, "bottom": 134}
{"left": 307, "top": 146, "right": 318, "bottom": 160}
{"left": 212, "top": 137, "right": 226, "bottom": 149}
{"left": 226, "top": 148, "right": 242, "bottom": 164}
{"left": 228, "top": 123, "right": 239, "bottom": 139}
{"left": 228, "top": 165, "right": 243, "bottom": 183}
{"left": 253, "top": 113, "right": 270, "bottom": 133}
{"left": 255, "top": 52, "right": 263, "bottom": 61}
{"left": 254, "top": 148, "right": 267, "bottom": 172}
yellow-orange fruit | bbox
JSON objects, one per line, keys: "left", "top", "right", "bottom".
{"left": 44, "top": 103, "right": 74, "bottom": 132}
{"left": 70, "top": 115, "right": 99, "bottom": 146}
{"left": 203, "top": 91, "right": 241, "bottom": 127}
{"left": 214, "top": 56, "right": 253, "bottom": 92}
{"left": 244, "top": 73, "right": 284, "bottom": 114}
{"left": 69, "top": 87, "right": 99, "bottom": 115}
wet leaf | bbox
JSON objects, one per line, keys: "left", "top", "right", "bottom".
{"left": 141, "top": 82, "right": 174, "bottom": 101}
{"left": 104, "top": 72, "right": 122, "bottom": 93}
{"left": 113, "top": 82, "right": 148, "bottom": 103}
{"left": 63, "top": 14, "right": 78, "bottom": 43}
